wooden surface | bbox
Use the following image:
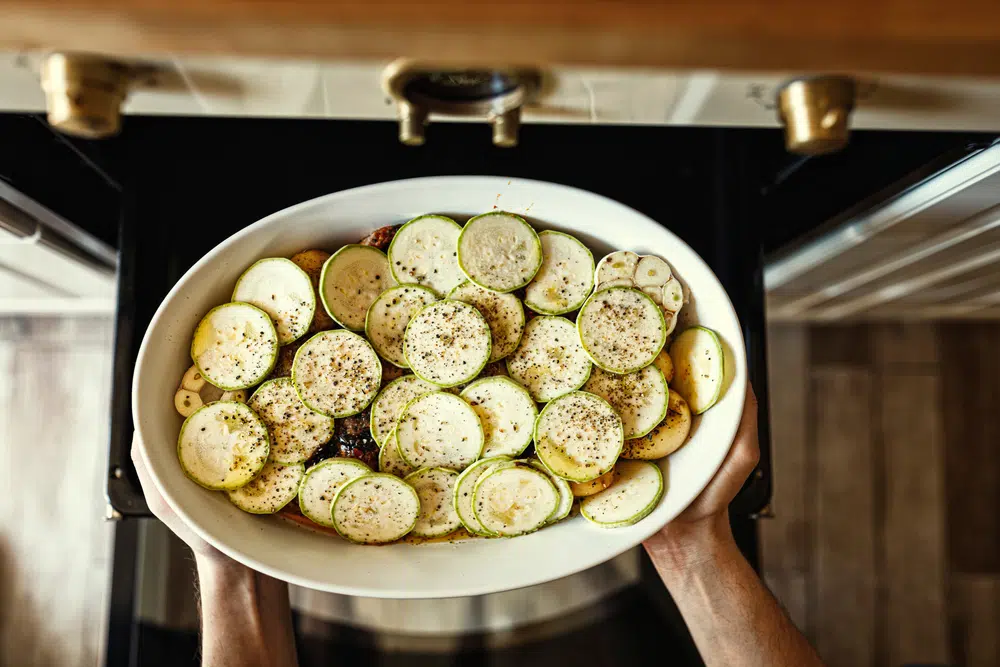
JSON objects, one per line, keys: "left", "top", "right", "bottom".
{"left": 763, "top": 321, "right": 1000, "bottom": 667}
{"left": 5, "top": 1, "right": 1000, "bottom": 76}
{"left": 0, "top": 317, "right": 114, "bottom": 667}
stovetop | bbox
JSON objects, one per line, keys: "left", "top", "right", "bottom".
{"left": 106, "top": 118, "right": 771, "bottom": 520}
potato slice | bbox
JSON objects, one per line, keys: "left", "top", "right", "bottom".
{"left": 620, "top": 391, "right": 692, "bottom": 459}
{"left": 569, "top": 468, "right": 616, "bottom": 497}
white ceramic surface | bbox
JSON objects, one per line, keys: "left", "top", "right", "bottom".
{"left": 133, "top": 176, "right": 747, "bottom": 599}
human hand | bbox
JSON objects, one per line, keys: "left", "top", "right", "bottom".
{"left": 643, "top": 384, "right": 760, "bottom": 570}
{"left": 131, "top": 433, "right": 225, "bottom": 563}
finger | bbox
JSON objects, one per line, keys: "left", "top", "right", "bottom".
{"left": 694, "top": 384, "right": 760, "bottom": 505}
{"left": 130, "top": 433, "right": 174, "bottom": 520}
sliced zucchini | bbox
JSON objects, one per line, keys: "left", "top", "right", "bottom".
{"left": 177, "top": 401, "right": 270, "bottom": 490}
{"left": 505, "top": 316, "right": 592, "bottom": 402}
{"left": 320, "top": 245, "right": 395, "bottom": 331}
{"left": 526, "top": 458, "right": 573, "bottom": 524}
{"left": 231, "top": 258, "right": 315, "bottom": 346}
{"left": 331, "top": 473, "right": 421, "bottom": 544}
{"left": 534, "top": 391, "right": 623, "bottom": 483}
{"left": 473, "top": 463, "right": 559, "bottom": 537}
{"left": 395, "top": 391, "right": 484, "bottom": 470}
{"left": 577, "top": 287, "right": 666, "bottom": 374}
{"left": 582, "top": 364, "right": 668, "bottom": 440}
{"left": 621, "top": 391, "right": 692, "bottom": 459}
{"left": 387, "top": 214, "right": 465, "bottom": 296}
{"left": 190, "top": 302, "right": 279, "bottom": 391}
{"left": 633, "top": 255, "right": 672, "bottom": 288}
{"left": 247, "top": 377, "right": 334, "bottom": 464}
{"left": 523, "top": 230, "right": 595, "bottom": 315}
{"left": 298, "top": 457, "right": 371, "bottom": 527}
{"left": 669, "top": 326, "right": 724, "bottom": 414}
{"left": 404, "top": 467, "right": 462, "bottom": 538}
{"left": 448, "top": 281, "right": 525, "bottom": 362}
{"left": 369, "top": 374, "right": 438, "bottom": 445}
{"left": 457, "top": 212, "right": 542, "bottom": 293}
{"left": 378, "top": 432, "right": 415, "bottom": 478}
{"left": 365, "top": 284, "right": 438, "bottom": 367}
{"left": 292, "top": 330, "right": 382, "bottom": 418}
{"left": 402, "top": 300, "right": 491, "bottom": 387}
{"left": 460, "top": 376, "right": 538, "bottom": 458}
{"left": 594, "top": 250, "right": 639, "bottom": 285}
{"left": 580, "top": 460, "right": 663, "bottom": 528}
{"left": 228, "top": 460, "right": 304, "bottom": 514}
{"left": 453, "top": 456, "right": 511, "bottom": 536}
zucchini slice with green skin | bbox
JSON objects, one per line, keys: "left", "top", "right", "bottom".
{"left": 177, "top": 401, "right": 270, "bottom": 490}
{"left": 387, "top": 214, "right": 465, "bottom": 296}
{"left": 232, "top": 257, "right": 316, "bottom": 345}
{"left": 365, "top": 284, "right": 438, "bottom": 367}
{"left": 190, "top": 302, "right": 279, "bottom": 391}
{"left": 298, "top": 457, "right": 371, "bottom": 527}
{"left": 523, "top": 230, "right": 595, "bottom": 315}
{"left": 526, "top": 458, "right": 574, "bottom": 524}
{"left": 534, "top": 391, "right": 623, "bottom": 483}
{"left": 621, "top": 390, "right": 692, "bottom": 460}
{"left": 292, "top": 330, "right": 382, "bottom": 418}
{"left": 395, "top": 391, "right": 484, "bottom": 470}
{"left": 582, "top": 364, "right": 668, "bottom": 440}
{"left": 577, "top": 286, "right": 666, "bottom": 374}
{"left": 320, "top": 245, "right": 395, "bottom": 331}
{"left": 473, "top": 463, "right": 559, "bottom": 537}
{"left": 402, "top": 300, "right": 491, "bottom": 388}
{"left": 369, "top": 374, "right": 438, "bottom": 445}
{"left": 505, "top": 316, "right": 592, "bottom": 402}
{"left": 378, "top": 432, "right": 415, "bottom": 478}
{"left": 457, "top": 211, "right": 542, "bottom": 293}
{"left": 228, "top": 460, "right": 304, "bottom": 514}
{"left": 404, "top": 467, "right": 462, "bottom": 538}
{"left": 248, "top": 377, "right": 334, "bottom": 464}
{"left": 668, "top": 326, "right": 725, "bottom": 414}
{"left": 453, "top": 456, "right": 511, "bottom": 536}
{"left": 580, "top": 460, "right": 663, "bottom": 528}
{"left": 448, "top": 281, "right": 525, "bottom": 362}
{"left": 331, "top": 473, "right": 421, "bottom": 544}
{"left": 460, "top": 376, "right": 538, "bottom": 458}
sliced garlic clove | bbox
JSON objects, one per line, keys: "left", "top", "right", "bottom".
{"left": 661, "top": 278, "right": 684, "bottom": 313}
{"left": 595, "top": 251, "right": 639, "bottom": 285}
{"left": 175, "top": 389, "right": 203, "bottom": 417}
{"left": 221, "top": 390, "right": 247, "bottom": 403}
{"left": 596, "top": 278, "right": 634, "bottom": 292}
{"left": 641, "top": 286, "right": 663, "bottom": 304}
{"left": 181, "top": 365, "right": 206, "bottom": 392}
{"left": 634, "top": 255, "right": 672, "bottom": 287}
{"left": 663, "top": 311, "right": 678, "bottom": 337}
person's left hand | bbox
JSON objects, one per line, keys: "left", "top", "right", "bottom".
{"left": 131, "top": 433, "right": 225, "bottom": 562}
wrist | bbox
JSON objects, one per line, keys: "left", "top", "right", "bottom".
{"left": 643, "top": 511, "right": 738, "bottom": 576}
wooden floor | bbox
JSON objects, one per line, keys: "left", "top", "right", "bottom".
{"left": 1, "top": 316, "right": 998, "bottom": 666}
{"left": 762, "top": 322, "right": 1000, "bottom": 667}
{"left": 0, "top": 317, "right": 115, "bottom": 667}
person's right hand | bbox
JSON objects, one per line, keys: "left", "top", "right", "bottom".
{"left": 643, "top": 383, "right": 760, "bottom": 571}
{"left": 131, "top": 433, "right": 224, "bottom": 562}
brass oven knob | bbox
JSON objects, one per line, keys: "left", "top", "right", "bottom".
{"left": 777, "top": 76, "right": 857, "bottom": 155}
{"left": 40, "top": 52, "right": 134, "bottom": 139}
